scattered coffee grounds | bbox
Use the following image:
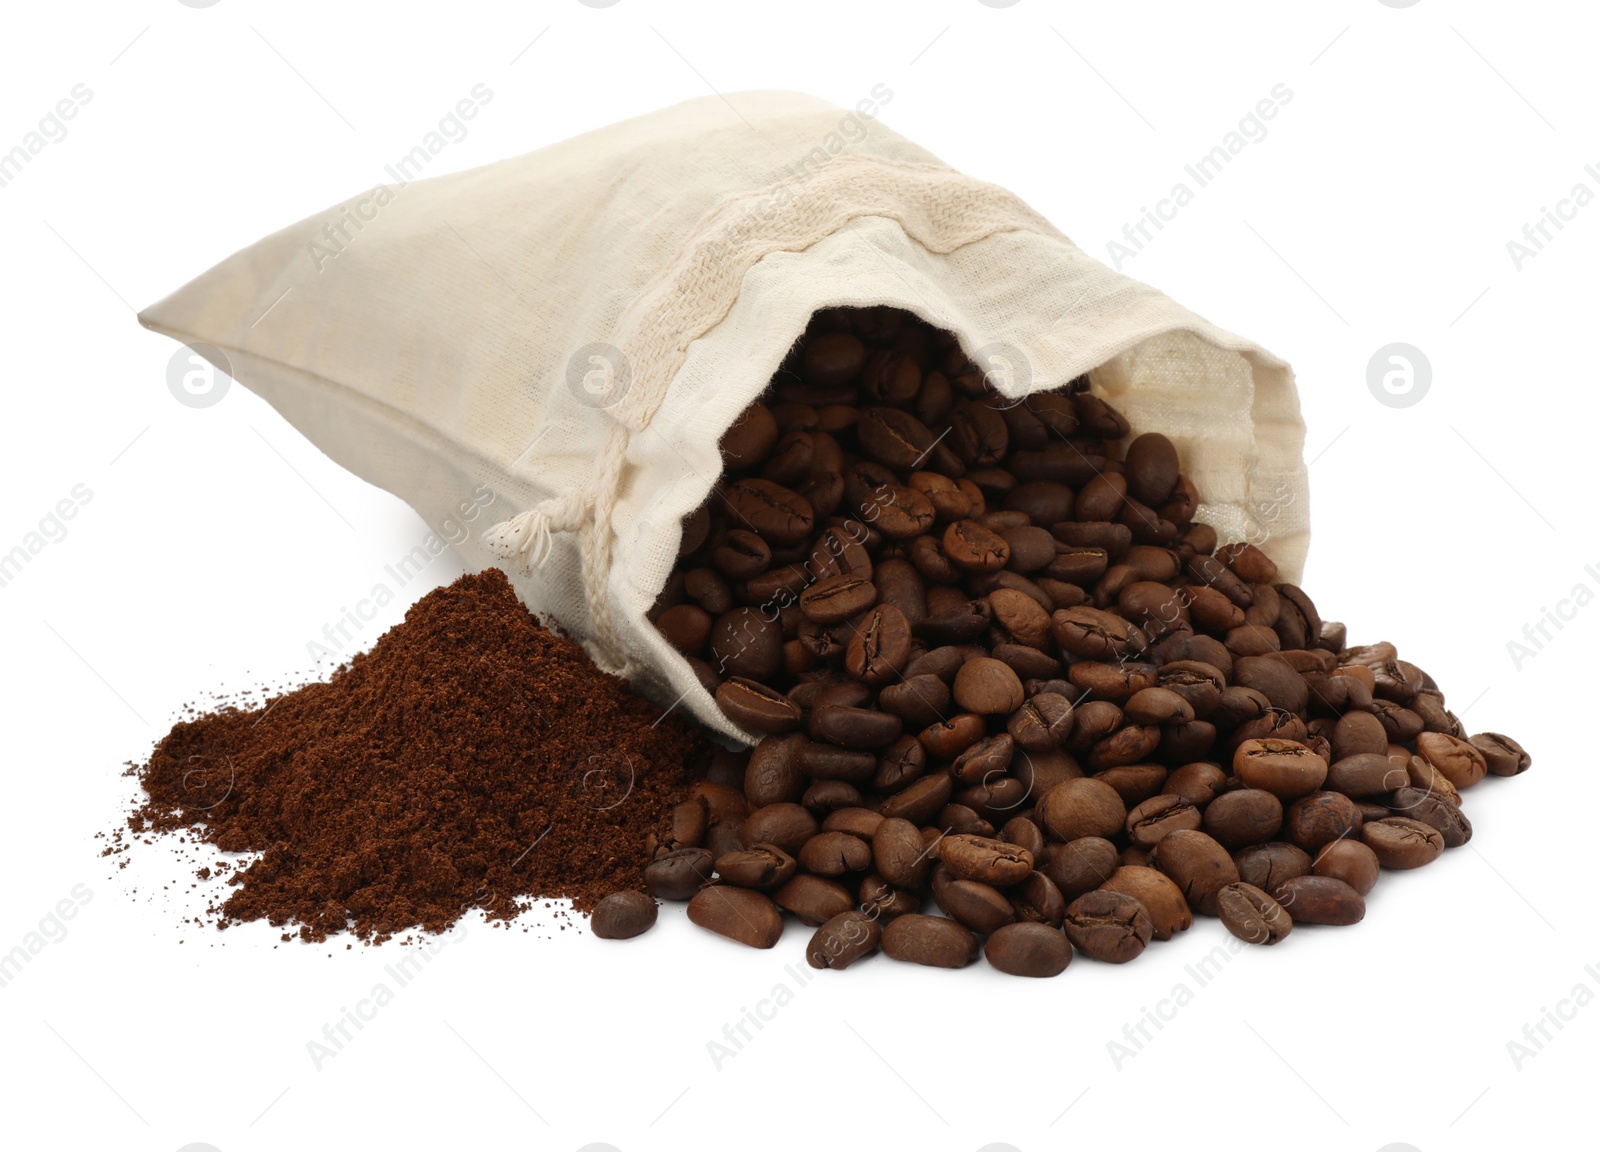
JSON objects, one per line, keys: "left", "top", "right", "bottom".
{"left": 119, "top": 568, "right": 709, "bottom": 943}
{"left": 612, "top": 305, "right": 1533, "bottom": 974}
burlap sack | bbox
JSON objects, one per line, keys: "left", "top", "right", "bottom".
{"left": 138, "top": 90, "right": 1308, "bottom": 744}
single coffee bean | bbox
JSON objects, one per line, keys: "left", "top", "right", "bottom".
{"left": 1470, "top": 731, "right": 1531, "bottom": 777}
{"left": 715, "top": 677, "right": 803, "bottom": 734}
{"left": 799, "top": 573, "right": 877, "bottom": 625}
{"left": 591, "top": 890, "right": 658, "bottom": 940}
{"left": 1284, "top": 791, "right": 1362, "bottom": 852}
{"left": 771, "top": 874, "right": 855, "bottom": 925}
{"left": 1150, "top": 830, "right": 1239, "bottom": 914}
{"left": 1234, "top": 738, "right": 1327, "bottom": 798}
{"left": 1125, "top": 432, "right": 1180, "bottom": 505}
{"left": 1202, "top": 788, "right": 1284, "bottom": 849}
{"left": 881, "top": 914, "right": 980, "bottom": 968}
{"left": 1038, "top": 778, "right": 1128, "bottom": 843}
{"left": 938, "top": 834, "right": 1034, "bottom": 886}
{"left": 1326, "top": 753, "right": 1410, "bottom": 798}
{"left": 687, "top": 886, "right": 784, "bottom": 949}
{"left": 810, "top": 704, "right": 903, "bottom": 750}
{"left": 985, "top": 921, "right": 1073, "bottom": 978}
{"left": 1388, "top": 786, "right": 1471, "bottom": 848}
{"left": 1099, "top": 865, "right": 1193, "bottom": 940}
{"left": 1051, "top": 606, "right": 1146, "bottom": 661}
{"left": 1231, "top": 840, "right": 1308, "bottom": 890}
{"left": 1415, "top": 731, "right": 1488, "bottom": 790}
{"left": 724, "top": 478, "right": 815, "bottom": 545}
{"left": 942, "top": 519, "right": 1012, "bottom": 572}
{"left": 1010, "top": 869, "right": 1067, "bottom": 927}
{"left": 1041, "top": 836, "right": 1120, "bottom": 900}
{"left": 644, "top": 848, "right": 715, "bottom": 900}
{"left": 933, "top": 873, "right": 1016, "bottom": 934}
{"left": 1063, "top": 890, "right": 1153, "bottom": 963}
{"left": 820, "top": 807, "right": 883, "bottom": 839}
{"left": 742, "top": 802, "right": 818, "bottom": 855}
{"left": 1361, "top": 817, "right": 1445, "bottom": 869}
{"left": 879, "top": 773, "right": 953, "bottom": 825}
{"left": 709, "top": 607, "right": 783, "bottom": 681}
{"left": 715, "top": 844, "right": 798, "bottom": 889}
{"left": 744, "top": 734, "right": 807, "bottom": 808}
{"left": 797, "top": 831, "right": 873, "bottom": 876}
{"left": 857, "top": 406, "right": 938, "bottom": 470}
{"left": 1312, "top": 839, "right": 1380, "bottom": 895}
{"left": 1162, "top": 761, "right": 1230, "bottom": 807}
{"left": 1125, "top": 794, "right": 1202, "bottom": 847}
{"left": 806, "top": 911, "right": 883, "bottom": 970}
{"left": 952, "top": 657, "right": 1025, "bottom": 715}
{"left": 1273, "top": 875, "right": 1365, "bottom": 926}
{"left": 845, "top": 603, "right": 912, "bottom": 685}
{"left": 1215, "top": 882, "right": 1292, "bottom": 945}
{"left": 801, "top": 331, "right": 867, "bottom": 388}
{"left": 1404, "top": 754, "right": 1462, "bottom": 808}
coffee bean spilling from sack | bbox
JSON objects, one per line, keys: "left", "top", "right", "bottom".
{"left": 621, "top": 306, "right": 1531, "bottom": 974}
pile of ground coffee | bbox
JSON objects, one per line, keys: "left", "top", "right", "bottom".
{"left": 117, "top": 568, "right": 709, "bottom": 943}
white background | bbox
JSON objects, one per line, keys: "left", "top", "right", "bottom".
{"left": 0, "top": 2, "right": 1588, "bottom": 1150}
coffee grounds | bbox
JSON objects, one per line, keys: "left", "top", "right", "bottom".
{"left": 117, "top": 568, "right": 708, "bottom": 943}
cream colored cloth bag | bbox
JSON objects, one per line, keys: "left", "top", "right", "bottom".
{"left": 139, "top": 90, "right": 1308, "bottom": 744}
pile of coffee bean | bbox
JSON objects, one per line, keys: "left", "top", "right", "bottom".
{"left": 593, "top": 306, "right": 1531, "bottom": 977}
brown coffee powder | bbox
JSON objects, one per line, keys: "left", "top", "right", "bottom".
{"left": 118, "top": 568, "right": 708, "bottom": 943}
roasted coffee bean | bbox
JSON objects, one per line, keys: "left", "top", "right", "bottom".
{"left": 1284, "top": 791, "right": 1362, "bottom": 852}
{"left": 843, "top": 604, "right": 911, "bottom": 686}
{"left": 772, "top": 874, "right": 855, "bottom": 925}
{"left": 1093, "top": 763, "right": 1169, "bottom": 810}
{"left": 1404, "top": 755, "right": 1462, "bottom": 807}
{"left": 591, "top": 890, "right": 658, "bottom": 940}
{"left": 938, "top": 834, "right": 1034, "bottom": 886}
{"left": 872, "top": 817, "right": 931, "bottom": 888}
{"left": 1234, "top": 842, "right": 1312, "bottom": 893}
{"left": 1041, "top": 836, "right": 1120, "bottom": 900}
{"left": 952, "top": 657, "right": 1025, "bottom": 715}
{"left": 742, "top": 802, "right": 818, "bottom": 855}
{"left": 1069, "top": 660, "right": 1157, "bottom": 704}
{"left": 656, "top": 603, "right": 712, "bottom": 656}
{"left": 716, "top": 677, "right": 803, "bottom": 734}
{"left": 799, "top": 573, "right": 877, "bottom": 624}
{"left": 715, "top": 844, "right": 798, "bottom": 889}
{"left": 644, "top": 848, "right": 715, "bottom": 900}
{"left": 1471, "top": 731, "right": 1531, "bottom": 777}
{"left": 952, "top": 734, "right": 1014, "bottom": 786}
{"left": 1234, "top": 738, "right": 1327, "bottom": 798}
{"left": 1099, "top": 865, "right": 1193, "bottom": 940}
{"left": 1415, "top": 731, "right": 1488, "bottom": 790}
{"left": 820, "top": 807, "right": 883, "bottom": 840}
{"left": 1326, "top": 753, "right": 1410, "bottom": 798}
{"left": 1361, "top": 817, "right": 1445, "bottom": 869}
{"left": 1215, "top": 883, "right": 1292, "bottom": 945}
{"left": 811, "top": 704, "right": 903, "bottom": 749}
{"left": 1151, "top": 830, "right": 1239, "bottom": 913}
{"left": 1162, "top": 761, "right": 1229, "bottom": 807}
{"left": 687, "top": 886, "right": 784, "bottom": 948}
{"left": 1273, "top": 875, "right": 1365, "bottom": 926}
{"left": 1125, "top": 794, "right": 1202, "bottom": 847}
{"left": 1052, "top": 606, "right": 1146, "bottom": 661}
{"left": 744, "top": 735, "right": 807, "bottom": 808}
{"left": 1008, "top": 692, "right": 1075, "bottom": 751}
{"left": 721, "top": 401, "right": 780, "bottom": 470}
{"left": 1125, "top": 432, "right": 1180, "bottom": 505}
{"left": 709, "top": 607, "right": 783, "bottom": 681}
{"left": 878, "top": 674, "right": 951, "bottom": 729}
{"left": 1331, "top": 711, "right": 1390, "bottom": 760}
{"left": 1063, "top": 890, "right": 1153, "bottom": 963}
{"left": 801, "top": 331, "right": 867, "bottom": 388}
{"left": 1389, "top": 786, "right": 1471, "bottom": 847}
{"left": 724, "top": 478, "right": 815, "bottom": 545}
{"left": 933, "top": 872, "right": 1016, "bottom": 934}
{"left": 857, "top": 406, "right": 939, "bottom": 470}
{"left": 794, "top": 831, "right": 871, "bottom": 876}
{"left": 806, "top": 911, "right": 882, "bottom": 970}
{"left": 942, "top": 519, "right": 1011, "bottom": 573}
{"left": 1038, "top": 778, "right": 1127, "bottom": 843}
{"left": 1203, "top": 789, "right": 1284, "bottom": 849}
{"left": 984, "top": 921, "right": 1072, "bottom": 977}
{"left": 1123, "top": 686, "right": 1195, "bottom": 726}
{"left": 881, "top": 914, "right": 980, "bottom": 968}
{"left": 1010, "top": 869, "right": 1067, "bottom": 927}
{"left": 879, "top": 773, "right": 954, "bottom": 825}
{"left": 1312, "top": 839, "right": 1380, "bottom": 895}
{"left": 858, "top": 875, "right": 920, "bottom": 922}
